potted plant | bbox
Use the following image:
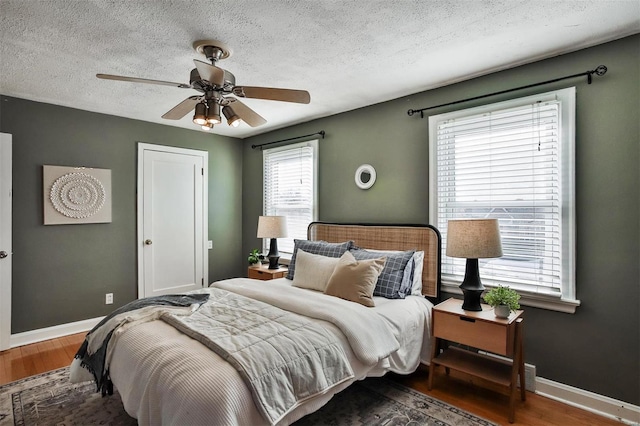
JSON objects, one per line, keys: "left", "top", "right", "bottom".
{"left": 483, "top": 285, "right": 521, "bottom": 318}
{"left": 248, "top": 249, "right": 263, "bottom": 265}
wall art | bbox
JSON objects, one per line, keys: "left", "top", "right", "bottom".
{"left": 43, "top": 165, "right": 112, "bottom": 225}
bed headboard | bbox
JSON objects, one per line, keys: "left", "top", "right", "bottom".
{"left": 307, "top": 222, "right": 442, "bottom": 302}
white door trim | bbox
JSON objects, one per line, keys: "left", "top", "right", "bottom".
{"left": 137, "top": 143, "right": 208, "bottom": 298}
{"left": 0, "top": 133, "right": 12, "bottom": 350}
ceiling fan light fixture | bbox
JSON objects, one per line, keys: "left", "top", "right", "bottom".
{"left": 193, "top": 102, "right": 207, "bottom": 125}
{"left": 207, "top": 102, "right": 221, "bottom": 124}
{"left": 223, "top": 106, "right": 241, "bottom": 127}
{"left": 201, "top": 123, "right": 214, "bottom": 131}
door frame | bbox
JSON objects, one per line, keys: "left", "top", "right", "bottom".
{"left": 0, "top": 133, "right": 12, "bottom": 350}
{"left": 137, "top": 143, "right": 208, "bottom": 298}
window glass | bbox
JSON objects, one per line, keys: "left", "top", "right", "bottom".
{"left": 263, "top": 140, "right": 318, "bottom": 255}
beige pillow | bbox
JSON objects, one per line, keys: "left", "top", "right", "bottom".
{"left": 291, "top": 249, "right": 340, "bottom": 292}
{"left": 324, "top": 251, "right": 386, "bottom": 307}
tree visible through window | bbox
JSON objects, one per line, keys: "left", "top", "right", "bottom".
{"left": 263, "top": 140, "right": 318, "bottom": 255}
{"left": 429, "top": 88, "right": 578, "bottom": 311}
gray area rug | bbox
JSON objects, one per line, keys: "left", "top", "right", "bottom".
{"left": 0, "top": 367, "right": 496, "bottom": 425}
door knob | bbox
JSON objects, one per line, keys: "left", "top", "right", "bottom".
{"left": 0, "top": 251, "right": 7, "bottom": 259}
{"left": 144, "top": 239, "right": 153, "bottom": 245}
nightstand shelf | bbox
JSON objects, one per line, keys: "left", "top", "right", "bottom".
{"left": 432, "top": 346, "right": 513, "bottom": 387}
{"left": 428, "top": 298, "right": 525, "bottom": 423}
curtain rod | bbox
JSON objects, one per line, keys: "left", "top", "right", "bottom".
{"left": 407, "top": 65, "right": 608, "bottom": 118}
{"left": 251, "top": 130, "right": 326, "bottom": 150}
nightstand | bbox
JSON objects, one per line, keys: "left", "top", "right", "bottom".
{"left": 428, "top": 298, "right": 525, "bottom": 423}
{"left": 248, "top": 264, "right": 288, "bottom": 281}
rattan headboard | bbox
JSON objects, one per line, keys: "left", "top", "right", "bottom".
{"left": 307, "top": 222, "right": 441, "bottom": 301}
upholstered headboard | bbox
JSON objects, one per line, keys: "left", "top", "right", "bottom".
{"left": 307, "top": 222, "right": 442, "bottom": 301}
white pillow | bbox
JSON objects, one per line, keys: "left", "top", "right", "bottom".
{"left": 291, "top": 249, "right": 340, "bottom": 292}
{"left": 410, "top": 251, "right": 425, "bottom": 296}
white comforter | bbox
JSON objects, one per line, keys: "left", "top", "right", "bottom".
{"left": 109, "top": 278, "right": 433, "bottom": 425}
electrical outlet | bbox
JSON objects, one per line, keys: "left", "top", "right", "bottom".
{"left": 105, "top": 293, "right": 113, "bottom": 305}
{"left": 523, "top": 363, "right": 536, "bottom": 392}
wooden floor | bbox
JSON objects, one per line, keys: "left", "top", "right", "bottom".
{"left": 0, "top": 333, "right": 623, "bottom": 426}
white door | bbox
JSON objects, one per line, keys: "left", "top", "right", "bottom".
{"left": 137, "top": 143, "right": 208, "bottom": 298}
{"left": 0, "top": 133, "right": 12, "bottom": 350}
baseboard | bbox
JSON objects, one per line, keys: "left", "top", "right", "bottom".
{"left": 536, "top": 377, "right": 640, "bottom": 425}
{"left": 9, "top": 316, "right": 103, "bottom": 348}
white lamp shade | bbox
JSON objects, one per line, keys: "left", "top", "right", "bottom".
{"left": 446, "top": 219, "right": 503, "bottom": 259}
{"left": 257, "top": 216, "right": 288, "bottom": 238}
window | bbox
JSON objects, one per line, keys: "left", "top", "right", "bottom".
{"left": 263, "top": 140, "right": 318, "bottom": 256}
{"left": 429, "top": 88, "right": 579, "bottom": 312}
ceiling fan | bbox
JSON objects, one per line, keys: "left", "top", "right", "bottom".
{"left": 96, "top": 40, "right": 311, "bottom": 131}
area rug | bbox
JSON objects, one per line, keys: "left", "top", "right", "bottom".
{"left": 0, "top": 367, "right": 496, "bottom": 426}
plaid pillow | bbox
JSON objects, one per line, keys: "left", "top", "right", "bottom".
{"left": 350, "top": 248, "right": 415, "bottom": 299}
{"left": 286, "top": 239, "right": 354, "bottom": 280}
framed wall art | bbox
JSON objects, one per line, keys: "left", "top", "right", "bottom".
{"left": 43, "top": 165, "right": 112, "bottom": 225}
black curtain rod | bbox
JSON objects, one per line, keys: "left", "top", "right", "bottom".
{"left": 407, "top": 65, "right": 608, "bottom": 118}
{"left": 252, "top": 130, "right": 326, "bottom": 150}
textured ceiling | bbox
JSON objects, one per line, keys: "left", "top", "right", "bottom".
{"left": 1, "top": 0, "right": 638, "bottom": 138}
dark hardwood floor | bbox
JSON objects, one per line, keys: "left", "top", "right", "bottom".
{"left": 0, "top": 333, "right": 623, "bottom": 425}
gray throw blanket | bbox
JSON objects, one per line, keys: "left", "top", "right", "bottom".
{"left": 74, "top": 293, "right": 210, "bottom": 395}
{"left": 161, "top": 288, "right": 354, "bottom": 425}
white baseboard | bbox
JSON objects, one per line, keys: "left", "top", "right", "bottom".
{"left": 9, "top": 316, "right": 103, "bottom": 348}
{"left": 536, "top": 377, "right": 640, "bottom": 425}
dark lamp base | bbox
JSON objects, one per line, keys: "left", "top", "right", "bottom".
{"left": 460, "top": 288, "right": 484, "bottom": 311}
{"left": 266, "top": 238, "right": 280, "bottom": 269}
{"left": 267, "top": 255, "right": 280, "bottom": 269}
{"left": 459, "top": 258, "right": 485, "bottom": 311}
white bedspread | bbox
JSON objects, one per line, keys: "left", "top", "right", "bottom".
{"left": 108, "top": 278, "right": 433, "bottom": 425}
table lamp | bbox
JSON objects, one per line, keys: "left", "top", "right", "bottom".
{"left": 446, "top": 219, "right": 503, "bottom": 311}
{"left": 257, "top": 216, "right": 288, "bottom": 269}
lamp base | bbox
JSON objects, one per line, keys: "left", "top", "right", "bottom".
{"left": 460, "top": 288, "right": 484, "bottom": 311}
{"left": 267, "top": 255, "right": 280, "bottom": 269}
{"left": 266, "top": 238, "right": 280, "bottom": 269}
{"left": 459, "top": 258, "right": 484, "bottom": 311}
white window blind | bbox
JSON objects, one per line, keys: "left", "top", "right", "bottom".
{"left": 429, "top": 88, "right": 577, "bottom": 308}
{"left": 263, "top": 140, "right": 318, "bottom": 255}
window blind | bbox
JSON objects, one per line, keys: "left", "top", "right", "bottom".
{"left": 263, "top": 141, "right": 317, "bottom": 254}
{"left": 433, "top": 95, "right": 569, "bottom": 296}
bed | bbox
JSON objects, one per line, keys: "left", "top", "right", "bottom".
{"left": 75, "top": 222, "right": 441, "bottom": 425}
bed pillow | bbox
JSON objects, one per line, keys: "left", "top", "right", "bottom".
{"left": 350, "top": 248, "right": 415, "bottom": 299}
{"left": 366, "top": 249, "right": 424, "bottom": 296}
{"left": 286, "top": 239, "right": 354, "bottom": 280}
{"left": 410, "top": 250, "right": 425, "bottom": 296}
{"left": 291, "top": 249, "right": 340, "bottom": 292}
{"left": 324, "top": 251, "right": 386, "bottom": 307}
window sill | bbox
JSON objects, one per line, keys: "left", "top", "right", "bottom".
{"left": 441, "top": 282, "right": 580, "bottom": 314}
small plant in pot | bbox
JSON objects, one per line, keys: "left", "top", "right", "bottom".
{"left": 483, "top": 285, "right": 521, "bottom": 318}
{"left": 248, "top": 249, "right": 264, "bottom": 265}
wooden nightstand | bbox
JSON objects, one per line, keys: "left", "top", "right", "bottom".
{"left": 428, "top": 297, "right": 525, "bottom": 423}
{"left": 248, "top": 264, "right": 288, "bottom": 281}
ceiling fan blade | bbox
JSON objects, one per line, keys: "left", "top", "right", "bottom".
{"left": 193, "top": 60, "right": 225, "bottom": 86}
{"left": 161, "top": 96, "right": 203, "bottom": 120}
{"left": 232, "top": 86, "right": 310, "bottom": 104}
{"left": 227, "top": 99, "right": 267, "bottom": 127}
{"left": 96, "top": 73, "right": 190, "bottom": 88}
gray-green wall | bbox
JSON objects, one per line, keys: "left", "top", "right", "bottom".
{"left": 243, "top": 35, "right": 640, "bottom": 405}
{"left": 0, "top": 96, "right": 244, "bottom": 332}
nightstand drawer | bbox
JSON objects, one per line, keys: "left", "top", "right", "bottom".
{"left": 248, "top": 266, "right": 287, "bottom": 280}
{"left": 433, "top": 310, "right": 509, "bottom": 355}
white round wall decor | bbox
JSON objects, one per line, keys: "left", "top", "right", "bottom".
{"left": 355, "top": 164, "right": 376, "bottom": 190}
{"left": 49, "top": 172, "right": 106, "bottom": 219}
